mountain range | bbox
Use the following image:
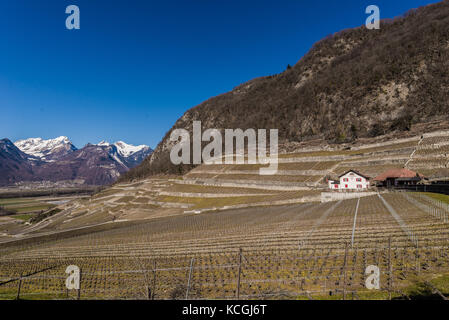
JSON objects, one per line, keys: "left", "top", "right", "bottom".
{"left": 120, "top": 0, "right": 449, "bottom": 182}
{"left": 0, "top": 137, "right": 153, "bottom": 187}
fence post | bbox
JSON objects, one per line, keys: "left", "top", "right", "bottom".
{"left": 236, "top": 248, "right": 242, "bottom": 300}
{"left": 152, "top": 260, "right": 157, "bottom": 300}
{"left": 416, "top": 241, "right": 420, "bottom": 276}
{"left": 343, "top": 242, "right": 349, "bottom": 300}
{"left": 16, "top": 273, "right": 23, "bottom": 300}
{"left": 185, "top": 258, "right": 194, "bottom": 300}
{"left": 77, "top": 268, "right": 82, "bottom": 300}
{"left": 388, "top": 237, "right": 393, "bottom": 300}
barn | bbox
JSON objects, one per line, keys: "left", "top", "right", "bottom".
{"left": 374, "top": 168, "right": 424, "bottom": 188}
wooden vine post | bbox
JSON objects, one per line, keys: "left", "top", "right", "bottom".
{"left": 77, "top": 268, "right": 82, "bottom": 300}
{"left": 152, "top": 260, "right": 157, "bottom": 300}
{"left": 343, "top": 242, "right": 349, "bottom": 300}
{"left": 185, "top": 258, "right": 195, "bottom": 300}
{"left": 236, "top": 248, "right": 243, "bottom": 300}
{"left": 16, "top": 273, "right": 23, "bottom": 300}
{"left": 388, "top": 237, "right": 393, "bottom": 300}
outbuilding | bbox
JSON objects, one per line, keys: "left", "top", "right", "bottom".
{"left": 373, "top": 168, "right": 424, "bottom": 188}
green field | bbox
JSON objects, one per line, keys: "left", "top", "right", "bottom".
{"left": 422, "top": 192, "right": 449, "bottom": 204}
{"left": 0, "top": 197, "right": 55, "bottom": 215}
{"left": 11, "top": 214, "right": 35, "bottom": 221}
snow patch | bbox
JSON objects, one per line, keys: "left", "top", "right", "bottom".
{"left": 95, "top": 140, "right": 150, "bottom": 157}
{"left": 14, "top": 136, "right": 76, "bottom": 160}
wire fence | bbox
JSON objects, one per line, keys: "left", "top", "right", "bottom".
{"left": 1, "top": 239, "right": 448, "bottom": 300}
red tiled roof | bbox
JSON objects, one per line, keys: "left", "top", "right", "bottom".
{"left": 373, "top": 168, "right": 424, "bottom": 181}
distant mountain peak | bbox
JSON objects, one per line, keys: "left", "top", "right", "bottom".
{"left": 0, "top": 136, "right": 153, "bottom": 186}
{"left": 95, "top": 140, "right": 152, "bottom": 158}
{"left": 114, "top": 141, "right": 151, "bottom": 158}
{"left": 97, "top": 140, "right": 110, "bottom": 146}
{"left": 15, "top": 136, "right": 77, "bottom": 161}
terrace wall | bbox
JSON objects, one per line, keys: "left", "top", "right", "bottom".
{"left": 321, "top": 191, "right": 378, "bottom": 203}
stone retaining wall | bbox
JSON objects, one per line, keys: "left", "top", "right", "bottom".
{"left": 321, "top": 191, "right": 378, "bottom": 203}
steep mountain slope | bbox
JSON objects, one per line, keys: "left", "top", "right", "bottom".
{"left": 121, "top": 0, "right": 449, "bottom": 182}
{"left": 31, "top": 144, "right": 130, "bottom": 185}
{"left": 15, "top": 136, "right": 77, "bottom": 161}
{"left": 98, "top": 141, "right": 153, "bottom": 168}
{"left": 0, "top": 139, "right": 35, "bottom": 186}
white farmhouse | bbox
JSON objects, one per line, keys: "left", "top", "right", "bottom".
{"left": 328, "top": 170, "right": 370, "bottom": 191}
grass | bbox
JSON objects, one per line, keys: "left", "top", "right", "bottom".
{"left": 402, "top": 273, "right": 449, "bottom": 299}
{"left": 11, "top": 204, "right": 54, "bottom": 214}
{"left": 299, "top": 274, "right": 449, "bottom": 300}
{"left": 12, "top": 214, "right": 35, "bottom": 221}
{"left": 187, "top": 173, "right": 322, "bottom": 183}
{"left": 279, "top": 141, "right": 417, "bottom": 159}
{"left": 30, "top": 208, "right": 62, "bottom": 223}
{"left": 116, "top": 196, "right": 136, "bottom": 203}
{"left": 297, "top": 290, "right": 399, "bottom": 300}
{"left": 0, "top": 288, "right": 69, "bottom": 300}
{"left": 158, "top": 190, "right": 319, "bottom": 209}
{"left": 165, "top": 184, "right": 275, "bottom": 195}
{"left": 0, "top": 198, "right": 41, "bottom": 206}
{"left": 0, "top": 197, "right": 57, "bottom": 214}
{"left": 422, "top": 192, "right": 449, "bottom": 204}
{"left": 157, "top": 195, "right": 268, "bottom": 209}
{"left": 194, "top": 162, "right": 339, "bottom": 172}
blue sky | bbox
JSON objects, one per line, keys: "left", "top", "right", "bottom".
{"left": 1, "top": 0, "right": 440, "bottom": 148}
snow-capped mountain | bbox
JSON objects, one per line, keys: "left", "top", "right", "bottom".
{"left": 96, "top": 140, "right": 153, "bottom": 168}
{"left": 15, "top": 136, "right": 77, "bottom": 161}
{"left": 0, "top": 136, "right": 153, "bottom": 186}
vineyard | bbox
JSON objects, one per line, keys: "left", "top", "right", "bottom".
{"left": 407, "top": 132, "right": 449, "bottom": 179}
{"left": 0, "top": 130, "right": 444, "bottom": 236}
{"left": 1, "top": 192, "right": 449, "bottom": 300}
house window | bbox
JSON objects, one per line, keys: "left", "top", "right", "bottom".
{"left": 357, "top": 184, "right": 363, "bottom": 188}
{"left": 343, "top": 178, "right": 349, "bottom": 182}
{"left": 345, "top": 184, "right": 348, "bottom": 188}
{"left": 334, "top": 185, "right": 339, "bottom": 189}
{"left": 356, "top": 178, "right": 362, "bottom": 182}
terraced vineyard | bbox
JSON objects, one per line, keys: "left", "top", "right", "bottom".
{"left": 1, "top": 192, "right": 448, "bottom": 299}
{"left": 407, "top": 131, "right": 449, "bottom": 179}
{"left": 6, "top": 130, "right": 443, "bottom": 235}
{"left": 1, "top": 130, "right": 449, "bottom": 299}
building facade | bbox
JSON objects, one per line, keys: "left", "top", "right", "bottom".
{"left": 328, "top": 170, "right": 370, "bottom": 191}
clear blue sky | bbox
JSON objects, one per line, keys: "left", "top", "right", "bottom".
{"left": 1, "top": 0, "right": 439, "bottom": 148}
